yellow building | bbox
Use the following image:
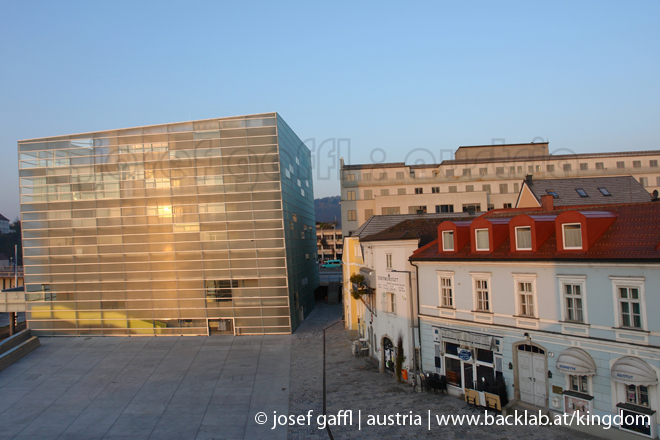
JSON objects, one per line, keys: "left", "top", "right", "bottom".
{"left": 341, "top": 235, "right": 362, "bottom": 336}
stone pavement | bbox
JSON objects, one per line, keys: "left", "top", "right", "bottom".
{"left": 287, "top": 302, "right": 602, "bottom": 440}
{"left": 0, "top": 334, "right": 290, "bottom": 440}
{"left": 0, "top": 304, "right": 615, "bottom": 439}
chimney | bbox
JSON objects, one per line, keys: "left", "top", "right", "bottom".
{"left": 525, "top": 174, "right": 533, "bottom": 185}
{"left": 541, "top": 194, "right": 554, "bottom": 211}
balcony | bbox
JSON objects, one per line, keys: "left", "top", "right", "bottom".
{"left": 0, "top": 266, "right": 24, "bottom": 278}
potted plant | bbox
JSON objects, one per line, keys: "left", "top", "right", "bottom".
{"left": 350, "top": 273, "right": 366, "bottom": 299}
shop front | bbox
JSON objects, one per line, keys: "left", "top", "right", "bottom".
{"left": 432, "top": 327, "right": 505, "bottom": 401}
{"left": 555, "top": 347, "right": 597, "bottom": 416}
{"left": 611, "top": 356, "right": 659, "bottom": 438}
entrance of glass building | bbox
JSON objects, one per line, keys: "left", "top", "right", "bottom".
{"left": 208, "top": 318, "right": 234, "bottom": 335}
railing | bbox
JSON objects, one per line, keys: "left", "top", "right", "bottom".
{"left": 319, "top": 274, "right": 343, "bottom": 285}
{"left": 0, "top": 289, "right": 26, "bottom": 313}
{"left": 0, "top": 266, "right": 23, "bottom": 278}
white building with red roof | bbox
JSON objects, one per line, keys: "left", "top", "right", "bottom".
{"left": 410, "top": 198, "right": 660, "bottom": 438}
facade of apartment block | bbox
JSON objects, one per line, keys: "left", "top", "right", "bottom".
{"left": 340, "top": 142, "right": 660, "bottom": 235}
{"left": 316, "top": 225, "right": 343, "bottom": 261}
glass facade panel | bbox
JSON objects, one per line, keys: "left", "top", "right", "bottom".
{"left": 19, "top": 113, "right": 318, "bottom": 336}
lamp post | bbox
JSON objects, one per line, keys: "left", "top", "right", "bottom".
{"left": 391, "top": 269, "right": 417, "bottom": 383}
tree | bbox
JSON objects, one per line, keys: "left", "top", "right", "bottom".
{"left": 396, "top": 333, "right": 405, "bottom": 382}
{"left": 10, "top": 218, "right": 21, "bottom": 236}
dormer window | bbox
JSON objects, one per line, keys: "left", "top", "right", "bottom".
{"left": 442, "top": 231, "right": 454, "bottom": 251}
{"left": 475, "top": 229, "right": 489, "bottom": 251}
{"left": 515, "top": 226, "right": 532, "bottom": 250}
{"left": 562, "top": 223, "right": 582, "bottom": 249}
{"left": 575, "top": 188, "right": 588, "bottom": 197}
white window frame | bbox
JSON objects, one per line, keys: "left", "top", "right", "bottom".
{"left": 626, "top": 384, "right": 650, "bottom": 407}
{"left": 386, "top": 292, "right": 396, "bottom": 314}
{"left": 437, "top": 270, "right": 454, "bottom": 308}
{"left": 442, "top": 230, "right": 454, "bottom": 251}
{"left": 514, "top": 226, "right": 532, "bottom": 251}
{"left": 611, "top": 276, "right": 646, "bottom": 331}
{"left": 475, "top": 228, "right": 489, "bottom": 251}
{"left": 512, "top": 274, "right": 538, "bottom": 318}
{"left": 347, "top": 210, "right": 357, "bottom": 221}
{"left": 558, "top": 275, "right": 588, "bottom": 324}
{"left": 566, "top": 374, "right": 592, "bottom": 396}
{"left": 346, "top": 190, "right": 356, "bottom": 201}
{"left": 385, "top": 253, "right": 392, "bottom": 270}
{"left": 471, "top": 272, "right": 492, "bottom": 313}
{"left": 562, "top": 223, "right": 583, "bottom": 250}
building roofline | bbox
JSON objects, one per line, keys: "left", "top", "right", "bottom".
{"left": 456, "top": 142, "right": 549, "bottom": 149}
{"left": 342, "top": 162, "right": 406, "bottom": 170}
{"left": 18, "top": 112, "right": 279, "bottom": 143}
{"left": 445, "top": 150, "right": 660, "bottom": 165}
{"left": 341, "top": 149, "right": 660, "bottom": 170}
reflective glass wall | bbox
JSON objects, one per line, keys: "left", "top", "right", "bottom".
{"left": 277, "top": 115, "right": 319, "bottom": 330}
{"left": 18, "top": 112, "right": 317, "bottom": 336}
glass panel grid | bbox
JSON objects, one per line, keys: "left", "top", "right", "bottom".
{"left": 18, "top": 114, "right": 315, "bottom": 336}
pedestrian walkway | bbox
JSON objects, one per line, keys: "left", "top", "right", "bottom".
{"left": 288, "top": 303, "right": 602, "bottom": 440}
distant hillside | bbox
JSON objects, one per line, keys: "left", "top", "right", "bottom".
{"left": 314, "top": 196, "right": 341, "bottom": 224}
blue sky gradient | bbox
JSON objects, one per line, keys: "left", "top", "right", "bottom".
{"left": 1, "top": 1, "right": 659, "bottom": 220}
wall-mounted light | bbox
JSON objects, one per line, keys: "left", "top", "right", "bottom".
{"left": 508, "top": 362, "right": 513, "bottom": 370}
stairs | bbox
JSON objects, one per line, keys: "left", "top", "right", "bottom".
{"left": 0, "top": 329, "right": 40, "bottom": 373}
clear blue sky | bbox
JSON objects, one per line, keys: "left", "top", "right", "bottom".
{"left": 1, "top": 1, "right": 659, "bottom": 221}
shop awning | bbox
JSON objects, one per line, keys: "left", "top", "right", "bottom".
{"left": 611, "top": 356, "right": 658, "bottom": 386}
{"left": 555, "top": 347, "right": 596, "bottom": 376}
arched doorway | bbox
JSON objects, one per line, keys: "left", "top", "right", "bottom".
{"left": 383, "top": 337, "right": 395, "bottom": 373}
{"left": 513, "top": 342, "right": 548, "bottom": 407}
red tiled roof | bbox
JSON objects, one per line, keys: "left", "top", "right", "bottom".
{"left": 410, "top": 202, "right": 660, "bottom": 262}
{"left": 361, "top": 216, "right": 471, "bottom": 247}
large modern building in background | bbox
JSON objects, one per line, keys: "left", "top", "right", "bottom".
{"left": 17, "top": 112, "right": 319, "bottom": 336}
{"left": 340, "top": 142, "right": 660, "bottom": 236}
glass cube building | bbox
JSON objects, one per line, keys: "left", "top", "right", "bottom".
{"left": 18, "top": 112, "right": 319, "bottom": 336}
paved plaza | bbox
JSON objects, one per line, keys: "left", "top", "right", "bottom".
{"left": 0, "top": 333, "right": 290, "bottom": 440}
{"left": 0, "top": 303, "right": 618, "bottom": 439}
